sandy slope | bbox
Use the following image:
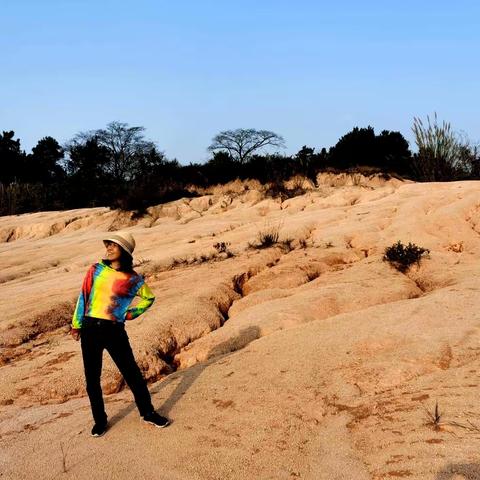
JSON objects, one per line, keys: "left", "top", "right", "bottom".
{"left": 0, "top": 174, "right": 479, "bottom": 479}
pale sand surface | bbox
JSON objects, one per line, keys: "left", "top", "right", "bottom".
{"left": 1, "top": 173, "right": 480, "bottom": 479}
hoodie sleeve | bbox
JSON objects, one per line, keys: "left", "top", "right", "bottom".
{"left": 71, "top": 264, "right": 95, "bottom": 329}
{"left": 125, "top": 282, "right": 155, "bottom": 320}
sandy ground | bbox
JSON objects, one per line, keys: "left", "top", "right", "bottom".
{"left": 0, "top": 173, "right": 479, "bottom": 479}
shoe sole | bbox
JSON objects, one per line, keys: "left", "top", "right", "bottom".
{"left": 91, "top": 431, "right": 106, "bottom": 437}
{"left": 143, "top": 419, "right": 171, "bottom": 428}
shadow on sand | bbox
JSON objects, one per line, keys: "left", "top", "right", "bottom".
{"left": 436, "top": 463, "right": 480, "bottom": 479}
{"left": 108, "top": 325, "right": 261, "bottom": 426}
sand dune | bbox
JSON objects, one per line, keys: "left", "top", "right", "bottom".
{"left": 1, "top": 173, "right": 479, "bottom": 479}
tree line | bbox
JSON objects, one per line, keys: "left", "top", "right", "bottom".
{"left": 0, "top": 116, "right": 478, "bottom": 216}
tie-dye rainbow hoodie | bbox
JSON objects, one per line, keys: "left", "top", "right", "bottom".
{"left": 71, "top": 261, "right": 155, "bottom": 329}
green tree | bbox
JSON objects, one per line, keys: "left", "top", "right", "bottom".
{"left": 65, "top": 138, "right": 110, "bottom": 178}
{"left": 375, "top": 130, "right": 412, "bottom": 174}
{"left": 64, "top": 138, "right": 112, "bottom": 207}
{"left": 328, "top": 126, "right": 377, "bottom": 170}
{"left": 295, "top": 145, "right": 315, "bottom": 175}
{"left": 203, "top": 151, "right": 239, "bottom": 184}
{"left": 0, "top": 131, "right": 27, "bottom": 184}
{"left": 27, "top": 136, "right": 65, "bottom": 183}
{"left": 328, "top": 126, "right": 411, "bottom": 173}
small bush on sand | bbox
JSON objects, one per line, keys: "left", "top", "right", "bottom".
{"left": 248, "top": 224, "right": 280, "bottom": 249}
{"left": 424, "top": 401, "right": 442, "bottom": 431}
{"left": 247, "top": 223, "right": 296, "bottom": 253}
{"left": 213, "top": 242, "right": 234, "bottom": 257}
{"left": 383, "top": 241, "right": 430, "bottom": 272}
{"left": 279, "top": 238, "right": 294, "bottom": 253}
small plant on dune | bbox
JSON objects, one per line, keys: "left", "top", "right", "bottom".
{"left": 213, "top": 241, "right": 229, "bottom": 253}
{"left": 213, "top": 241, "right": 234, "bottom": 257}
{"left": 248, "top": 223, "right": 280, "bottom": 249}
{"left": 299, "top": 238, "right": 308, "bottom": 249}
{"left": 247, "top": 221, "right": 299, "bottom": 252}
{"left": 279, "top": 237, "right": 294, "bottom": 253}
{"left": 383, "top": 241, "right": 430, "bottom": 273}
{"left": 424, "top": 401, "right": 442, "bottom": 431}
{"left": 168, "top": 257, "right": 189, "bottom": 269}
{"left": 168, "top": 247, "right": 236, "bottom": 269}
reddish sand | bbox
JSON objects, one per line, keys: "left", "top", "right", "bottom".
{"left": 1, "top": 173, "right": 479, "bottom": 479}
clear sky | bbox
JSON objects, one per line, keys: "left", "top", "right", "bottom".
{"left": 1, "top": 0, "right": 479, "bottom": 164}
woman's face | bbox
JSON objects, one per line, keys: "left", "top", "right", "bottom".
{"left": 104, "top": 241, "right": 122, "bottom": 261}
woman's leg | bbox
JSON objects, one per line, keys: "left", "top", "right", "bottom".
{"left": 81, "top": 327, "right": 108, "bottom": 425}
{"left": 105, "top": 326, "right": 155, "bottom": 417}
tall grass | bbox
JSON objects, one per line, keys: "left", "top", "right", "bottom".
{"left": 412, "top": 113, "right": 472, "bottom": 181}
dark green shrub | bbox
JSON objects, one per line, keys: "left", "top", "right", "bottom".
{"left": 327, "top": 126, "right": 412, "bottom": 173}
{"left": 383, "top": 241, "right": 430, "bottom": 272}
{"left": 264, "top": 178, "right": 306, "bottom": 201}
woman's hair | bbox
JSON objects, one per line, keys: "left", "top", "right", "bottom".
{"left": 102, "top": 245, "right": 134, "bottom": 273}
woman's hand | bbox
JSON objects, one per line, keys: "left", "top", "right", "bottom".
{"left": 70, "top": 328, "right": 81, "bottom": 341}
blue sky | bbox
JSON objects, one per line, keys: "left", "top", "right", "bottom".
{"left": 1, "top": 0, "right": 479, "bottom": 164}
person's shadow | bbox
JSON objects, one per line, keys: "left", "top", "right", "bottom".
{"left": 436, "top": 463, "right": 480, "bottom": 479}
{"left": 108, "top": 325, "right": 261, "bottom": 426}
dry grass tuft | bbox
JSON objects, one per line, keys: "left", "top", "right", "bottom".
{"left": 424, "top": 401, "right": 442, "bottom": 431}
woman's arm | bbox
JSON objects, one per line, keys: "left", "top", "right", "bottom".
{"left": 125, "top": 283, "right": 155, "bottom": 320}
{"left": 71, "top": 265, "right": 95, "bottom": 330}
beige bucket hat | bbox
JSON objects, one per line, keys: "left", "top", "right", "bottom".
{"left": 103, "top": 231, "right": 136, "bottom": 256}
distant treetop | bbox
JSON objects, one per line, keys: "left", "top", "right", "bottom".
{"left": 208, "top": 128, "right": 285, "bottom": 164}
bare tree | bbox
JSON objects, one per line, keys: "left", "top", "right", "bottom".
{"left": 208, "top": 128, "right": 285, "bottom": 163}
{"left": 67, "top": 121, "right": 157, "bottom": 182}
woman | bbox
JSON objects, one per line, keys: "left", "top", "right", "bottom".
{"left": 70, "top": 231, "right": 170, "bottom": 437}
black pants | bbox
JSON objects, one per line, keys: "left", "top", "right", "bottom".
{"left": 80, "top": 317, "right": 154, "bottom": 425}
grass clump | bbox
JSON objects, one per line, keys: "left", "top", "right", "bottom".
{"left": 248, "top": 224, "right": 280, "bottom": 249}
{"left": 247, "top": 222, "right": 299, "bottom": 253}
{"left": 213, "top": 241, "right": 234, "bottom": 257}
{"left": 383, "top": 241, "right": 430, "bottom": 273}
{"left": 165, "top": 241, "right": 235, "bottom": 270}
{"left": 424, "top": 401, "right": 442, "bottom": 431}
{"left": 258, "top": 226, "right": 280, "bottom": 247}
{"left": 279, "top": 238, "right": 294, "bottom": 252}
{"left": 412, "top": 113, "right": 478, "bottom": 181}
